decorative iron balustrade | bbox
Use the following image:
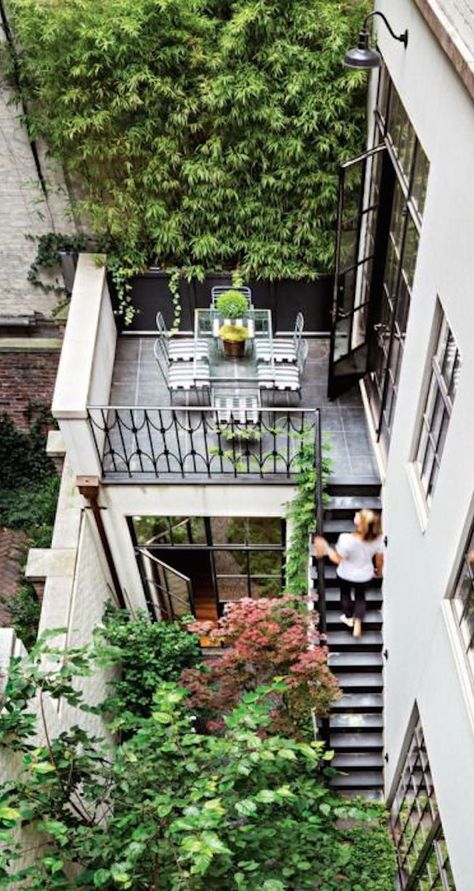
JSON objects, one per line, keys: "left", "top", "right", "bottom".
{"left": 87, "top": 406, "right": 319, "bottom": 481}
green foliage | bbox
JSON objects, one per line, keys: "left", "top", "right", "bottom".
{"left": 9, "top": 0, "right": 370, "bottom": 280}
{"left": 340, "top": 814, "right": 398, "bottom": 890}
{"left": 285, "top": 431, "right": 332, "bottom": 595}
{"left": 6, "top": 584, "right": 41, "bottom": 651}
{"left": 94, "top": 605, "right": 201, "bottom": 724}
{"left": 215, "top": 290, "right": 249, "bottom": 319}
{"left": 0, "top": 475, "right": 59, "bottom": 534}
{"left": 0, "top": 634, "right": 396, "bottom": 889}
{"left": 0, "top": 406, "right": 55, "bottom": 490}
{"left": 27, "top": 231, "right": 99, "bottom": 294}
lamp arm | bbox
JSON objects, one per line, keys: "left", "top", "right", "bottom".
{"left": 363, "top": 11, "right": 408, "bottom": 47}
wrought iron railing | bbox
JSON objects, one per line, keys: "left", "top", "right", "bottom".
{"left": 87, "top": 406, "right": 319, "bottom": 481}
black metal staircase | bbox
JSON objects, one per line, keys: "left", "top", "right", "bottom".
{"left": 311, "top": 479, "right": 384, "bottom": 800}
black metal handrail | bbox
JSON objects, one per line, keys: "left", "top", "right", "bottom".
{"left": 87, "top": 405, "right": 319, "bottom": 481}
{"left": 314, "top": 407, "right": 327, "bottom": 636}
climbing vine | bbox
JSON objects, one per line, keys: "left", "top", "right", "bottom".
{"left": 285, "top": 431, "right": 332, "bottom": 596}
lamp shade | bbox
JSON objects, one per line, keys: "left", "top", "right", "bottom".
{"left": 344, "top": 28, "right": 382, "bottom": 70}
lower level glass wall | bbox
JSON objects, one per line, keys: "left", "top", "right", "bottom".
{"left": 391, "top": 709, "right": 455, "bottom": 889}
{"left": 130, "top": 515, "right": 285, "bottom": 616}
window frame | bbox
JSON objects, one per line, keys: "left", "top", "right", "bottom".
{"left": 411, "top": 301, "right": 461, "bottom": 509}
{"left": 390, "top": 706, "right": 455, "bottom": 890}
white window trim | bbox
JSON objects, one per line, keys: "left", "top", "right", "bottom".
{"left": 442, "top": 601, "right": 474, "bottom": 739}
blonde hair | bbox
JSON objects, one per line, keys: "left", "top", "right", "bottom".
{"left": 358, "top": 509, "right": 382, "bottom": 542}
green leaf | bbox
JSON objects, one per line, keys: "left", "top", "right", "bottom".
{"left": 0, "top": 807, "right": 20, "bottom": 822}
{"left": 235, "top": 799, "right": 257, "bottom": 817}
{"left": 262, "top": 881, "right": 285, "bottom": 891}
{"left": 93, "top": 870, "right": 110, "bottom": 887}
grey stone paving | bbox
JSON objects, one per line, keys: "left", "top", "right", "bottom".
{"left": 96, "top": 336, "right": 379, "bottom": 482}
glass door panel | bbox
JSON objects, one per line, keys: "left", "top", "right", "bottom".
{"left": 328, "top": 145, "right": 385, "bottom": 398}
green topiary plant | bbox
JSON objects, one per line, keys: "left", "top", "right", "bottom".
{"left": 215, "top": 290, "right": 249, "bottom": 320}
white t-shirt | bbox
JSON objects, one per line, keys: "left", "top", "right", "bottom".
{"left": 335, "top": 533, "right": 384, "bottom": 583}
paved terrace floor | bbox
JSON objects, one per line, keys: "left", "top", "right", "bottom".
{"left": 93, "top": 337, "right": 379, "bottom": 482}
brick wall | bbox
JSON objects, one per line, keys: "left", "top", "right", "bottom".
{"left": 0, "top": 348, "right": 60, "bottom": 428}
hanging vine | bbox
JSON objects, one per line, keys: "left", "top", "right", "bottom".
{"left": 285, "top": 431, "right": 332, "bottom": 597}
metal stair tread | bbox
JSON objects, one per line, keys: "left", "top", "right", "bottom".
{"left": 333, "top": 672, "right": 383, "bottom": 691}
{"left": 327, "top": 609, "right": 382, "bottom": 628}
{"left": 326, "top": 495, "right": 382, "bottom": 510}
{"left": 330, "top": 771, "right": 384, "bottom": 789}
{"left": 330, "top": 731, "right": 383, "bottom": 750}
{"left": 332, "top": 692, "right": 383, "bottom": 711}
{"left": 324, "top": 589, "right": 383, "bottom": 605}
{"left": 328, "top": 651, "right": 383, "bottom": 670}
{"left": 331, "top": 752, "right": 384, "bottom": 770}
{"left": 330, "top": 713, "right": 383, "bottom": 730}
{"left": 327, "top": 630, "right": 383, "bottom": 649}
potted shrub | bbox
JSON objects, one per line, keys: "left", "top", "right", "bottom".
{"left": 219, "top": 324, "right": 249, "bottom": 358}
{"left": 215, "top": 289, "right": 249, "bottom": 324}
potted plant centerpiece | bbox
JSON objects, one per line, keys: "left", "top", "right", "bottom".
{"left": 218, "top": 324, "right": 249, "bottom": 358}
{"left": 215, "top": 290, "right": 250, "bottom": 358}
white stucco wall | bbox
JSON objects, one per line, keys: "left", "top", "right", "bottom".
{"left": 373, "top": 2, "right": 474, "bottom": 887}
{"left": 99, "top": 483, "right": 297, "bottom": 610}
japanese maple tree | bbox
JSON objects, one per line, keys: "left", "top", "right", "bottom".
{"left": 181, "top": 596, "right": 340, "bottom": 737}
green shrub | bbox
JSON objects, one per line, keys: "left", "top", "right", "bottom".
{"left": 96, "top": 604, "right": 202, "bottom": 719}
{"left": 0, "top": 475, "right": 59, "bottom": 535}
{"left": 5, "top": 583, "right": 41, "bottom": 651}
{"left": 0, "top": 409, "right": 54, "bottom": 489}
{"left": 215, "top": 290, "right": 249, "bottom": 320}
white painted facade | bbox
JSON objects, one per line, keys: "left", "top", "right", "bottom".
{"left": 370, "top": 2, "right": 474, "bottom": 887}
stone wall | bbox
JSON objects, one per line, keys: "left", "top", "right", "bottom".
{"left": 0, "top": 16, "right": 76, "bottom": 320}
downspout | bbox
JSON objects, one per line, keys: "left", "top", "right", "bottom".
{"left": 76, "top": 475, "right": 126, "bottom": 610}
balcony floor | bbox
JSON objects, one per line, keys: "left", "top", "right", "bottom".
{"left": 97, "top": 336, "right": 380, "bottom": 483}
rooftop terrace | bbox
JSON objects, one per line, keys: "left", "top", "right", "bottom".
{"left": 53, "top": 256, "right": 379, "bottom": 485}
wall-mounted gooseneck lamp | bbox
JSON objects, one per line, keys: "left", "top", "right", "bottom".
{"left": 344, "top": 11, "right": 408, "bottom": 70}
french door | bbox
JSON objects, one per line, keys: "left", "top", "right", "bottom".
{"left": 136, "top": 547, "right": 194, "bottom": 621}
{"left": 328, "top": 144, "right": 386, "bottom": 399}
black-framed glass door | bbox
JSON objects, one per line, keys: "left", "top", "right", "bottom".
{"left": 130, "top": 515, "right": 285, "bottom": 621}
{"left": 327, "top": 144, "right": 386, "bottom": 399}
{"left": 136, "top": 547, "right": 195, "bottom": 621}
{"left": 329, "top": 65, "right": 429, "bottom": 461}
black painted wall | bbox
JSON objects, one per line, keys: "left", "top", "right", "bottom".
{"left": 109, "top": 271, "right": 333, "bottom": 334}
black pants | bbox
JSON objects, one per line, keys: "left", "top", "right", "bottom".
{"left": 338, "top": 577, "right": 369, "bottom": 620}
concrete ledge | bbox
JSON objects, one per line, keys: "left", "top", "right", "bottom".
{"left": 46, "top": 430, "right": 66, "bottom": 457}
{"left": 25, "top": 548, "right": 77, "bottom": 581}
{"left": 0, "top": 338, "right": 63, "bottom": 351}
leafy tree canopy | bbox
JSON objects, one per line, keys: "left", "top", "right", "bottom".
{"left": 0, "top": 631, "right": 396, "bottom": 889}
{"left": 8, "top": 0, "right": 369, "bottom": 278}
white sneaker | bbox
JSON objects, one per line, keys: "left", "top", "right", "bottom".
{"left": 340, "top": 614, "right": 354, "bottom": 628}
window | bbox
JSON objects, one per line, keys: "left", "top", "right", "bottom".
{"left": 451, "top": 523, "right": 474, "bottom": 680}
{"left": 413, "top": 306, "right": 461, "bottom": 505}
{"left": 130, "top": 515, "right": 285, "bottom": 606}
{"left": 391, "top": 711, "right": 456, "bottom": 889}
{"left": 375, "top": 67, "right": 429, "bottom": 224}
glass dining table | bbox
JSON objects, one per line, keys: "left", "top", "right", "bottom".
{"left": 194, "top": 308, "right": 272, "bottom": 386}
{"left": 194, "top": 307, "right": 272, "bottom": 418}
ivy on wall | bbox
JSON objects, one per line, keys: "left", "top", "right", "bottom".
{"left": 8, "top": 0, "right": 369, "bottom": 281}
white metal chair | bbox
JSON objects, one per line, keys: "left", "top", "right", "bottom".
{"left": 255, "top": 312, "right": 304, "bottom": 364}
{"left": 257, "top": 364, "right": 301, "bottom": 402}
{"left": 156, "top": 311, "right": 209, "bottom": 362}
{"left": 210, "top": 285, "right": 253, "bottom": 310}
{"left": 153, "top": 337, "right": 210, "bottom": 401}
